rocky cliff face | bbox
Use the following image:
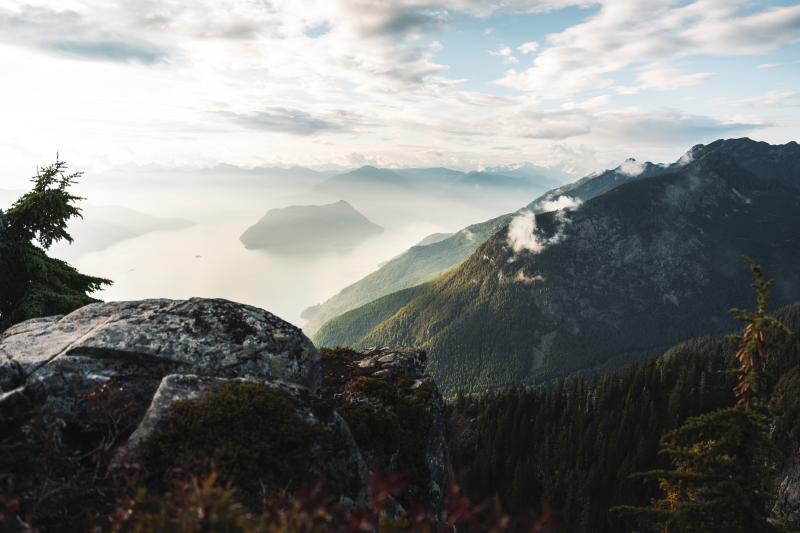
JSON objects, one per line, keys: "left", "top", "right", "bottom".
{"left": 0, "top": 298, "right": 449, "bottom": 530}
{"left": 773, "top": 449, "right": 800, "bottom": 527}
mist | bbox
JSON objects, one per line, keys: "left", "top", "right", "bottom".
{"left": 42, "top": 167, "right": 557, "bottom": 326}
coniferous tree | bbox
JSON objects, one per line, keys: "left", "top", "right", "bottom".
{"left": 614, "top": 259, "right": 787, "bottom": 533}
{"left": 0, "top": 158, "right": 111, "bottom": 331}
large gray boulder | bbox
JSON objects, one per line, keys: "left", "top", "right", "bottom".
{"left": 0, "top": 299, "right": 327, "bottom": 529}
{"left": 0, "top": 298, "right": 321, "bottom": 394}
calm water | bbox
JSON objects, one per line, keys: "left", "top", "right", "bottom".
{"left": 46, "top": 181, "right": 474, "bottom": 328}
{"left": 47, "top": 175, "right": 537, "bottom": 329}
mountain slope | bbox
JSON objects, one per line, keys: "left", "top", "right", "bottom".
{"left": 303, "top": 213, "right": 513, "bottom": 332}
{"left": 321, "top": 140, "right": 800, "bottom": 393}
{"left": 304, "top": 158, "right": 673, "bottom": 334}
{"left": 240, "top": 200, "right": 382, "bottom": 252}
{"left": 314, "top": 283, "right": 433, "bottom": 347}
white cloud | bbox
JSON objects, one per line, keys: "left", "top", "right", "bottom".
{"left": 618, "top": 158, "right": 645, "bottom": 176}
{"left": 716, "top": 91, "right": 800, "bottom": 108}
{"left": 513, "top": 270, "right": 544, "bottom": 284}
{"left": 507, "top": 210, "right": 544, "bottom": 253}
{"left": 496, "top": 1, "right": 800, "bottom": 98}
{"left": 489, "top": 46, "right": 519, "bottom": 63}
{"left": 507, "top": 196, "right": 581, "bottom": 253}
{"left": 636, "top": 65, "right": 713, "bottom": 90}
{"left": 540, "top": 195, "right": 582, "bottom": 211}
{"left": 517, "top": 41, "right": 539, "bottom": 54}
{"left": 0, "top": 0, "right": 793, "bottom": 175}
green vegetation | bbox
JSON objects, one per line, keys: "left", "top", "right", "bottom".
{"left": 336, "top": 375, "right": 434, "bottom": 509}
{"left": 0, "top": 158, "right": 110, "bottom": 331}
{"left": 306, "top": 156, "right": 667, "bottom": 337}
{"left": 448, "top": 282, "right": 800, "bottom": 532}
{"left": 320, "top": 150, "right": 800, "bottom": 394}
{"left": 314, "top": 283, "right": 431, "bottom": 347}
{"left": 140, "top": 382, "right": 327, "bottom": 502}
{"left": 616, "top": 259, "right": 787, "bottom": 532}
{"left": 304, "top": 212, "right": 514, "bottom": 335}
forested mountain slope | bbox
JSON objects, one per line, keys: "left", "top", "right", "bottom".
{"left": 449, "top": 303, "right": 800, "bottom": 533}
{"left": 320, "top": 140, "right": 800, "bottom": 393}
{"left": 304, "top": 157, "right": 669, "bottom": 334}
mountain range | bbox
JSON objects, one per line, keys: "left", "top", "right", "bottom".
{"left": 302, "top": 154, "right": 683, "bottom": 333}
{"left": 314, "top": 165, "right": 565, "bottom": 197}
{"left": 313, "top": 138, "right": 800, "bottom": 393}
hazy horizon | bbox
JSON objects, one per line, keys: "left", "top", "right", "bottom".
{"left": 2, "top": 0, "right": 799, "bottom": 326}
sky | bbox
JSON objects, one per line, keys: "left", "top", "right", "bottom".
{"left": 1, "top": 0, "right": 799, "bottom": 184}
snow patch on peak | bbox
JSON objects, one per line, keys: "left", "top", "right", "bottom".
{"left": 618, "top": 158, "right": 646, "bottom": 177}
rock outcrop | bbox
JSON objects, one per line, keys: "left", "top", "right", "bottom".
{"left": 320, "top": 347, "right": 451, "bottom": 514}
{"left": 773, "top": 448, "right": 800, "bottom": 527}
{"left": 0, "top": 298, "right": 321, "bottom": 394}
{"left": 0, "top": 299, "right": 448, "bottom": 530}
{"left": 126, "top": 374, "right": 369, "bottom": 505}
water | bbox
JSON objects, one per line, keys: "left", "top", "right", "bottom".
{"left": 47, "top": 176, "right": 537, "bottom": 329}
{"left": 46, "top": 182, "right": 447, "bottom": 328}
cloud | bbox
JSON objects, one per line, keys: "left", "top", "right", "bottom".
{"left": 507, "top": 210, "right": 544, "bottom": 253}
{"left": 507, "top": 197, "right": 580, "bottom": 253}
{"left": 442, "top": 103, "right": 761, "bottom": 146}
{"left": 0, "top": 5, "right": 169, "bottom": 63}
{"left": 0, "top": 0, "right": 793, "bottom": 175}
{"left": 617, "top": 158, "right": 645, "bottom": 176}
{"left": 489, "top": 46, "right": 519, "bottom": 64}
{"left": 496, "top": 1, "right": 800, "bottom": 98}
{"left": 512, "top": 270, "right": 544, "bottom": 284}
{"left": 49, "top": 40, "right": 166, "bottom": 63}
{"left": 540, "top": 195, "right": 582, "bottom": 211}
{"left": 716, "top": 91, "right": 800, "bottom": 108}
{"left": 223, "top": 108, "right": 369, "bottom": 135}
{"left": 588, "top": 109, "right": 764, "bottom": 145}
{"left": 636, "top": 65, "right": 713, "bottom": 90}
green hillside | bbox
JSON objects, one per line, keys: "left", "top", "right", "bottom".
{"left": 304, "top": 159, "right": 667, "bottom": 334}
{"left": 449, "top": 303, "right": 800, "bottom": 532}
{"left": 316, "top": 140, "right": 800, "bottom": 393}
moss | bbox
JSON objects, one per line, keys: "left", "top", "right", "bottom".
{"left": 140, "top": 382, "right": 327, "bottom": 504}
{"left": 338, "top": 403, "right": 400, "bottom": 455}
{"left": 346, "top": 376, "right": 396, "bottom": 402}
{"left": 320, "top": 346, "right": 359, "bottom": 360}
{"left": 336, "top": 375, "right": 435, "bottom": 508}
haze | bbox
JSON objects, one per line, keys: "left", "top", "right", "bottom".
{"left": 1, "top": 0, "right": 798, "bottom": 326}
